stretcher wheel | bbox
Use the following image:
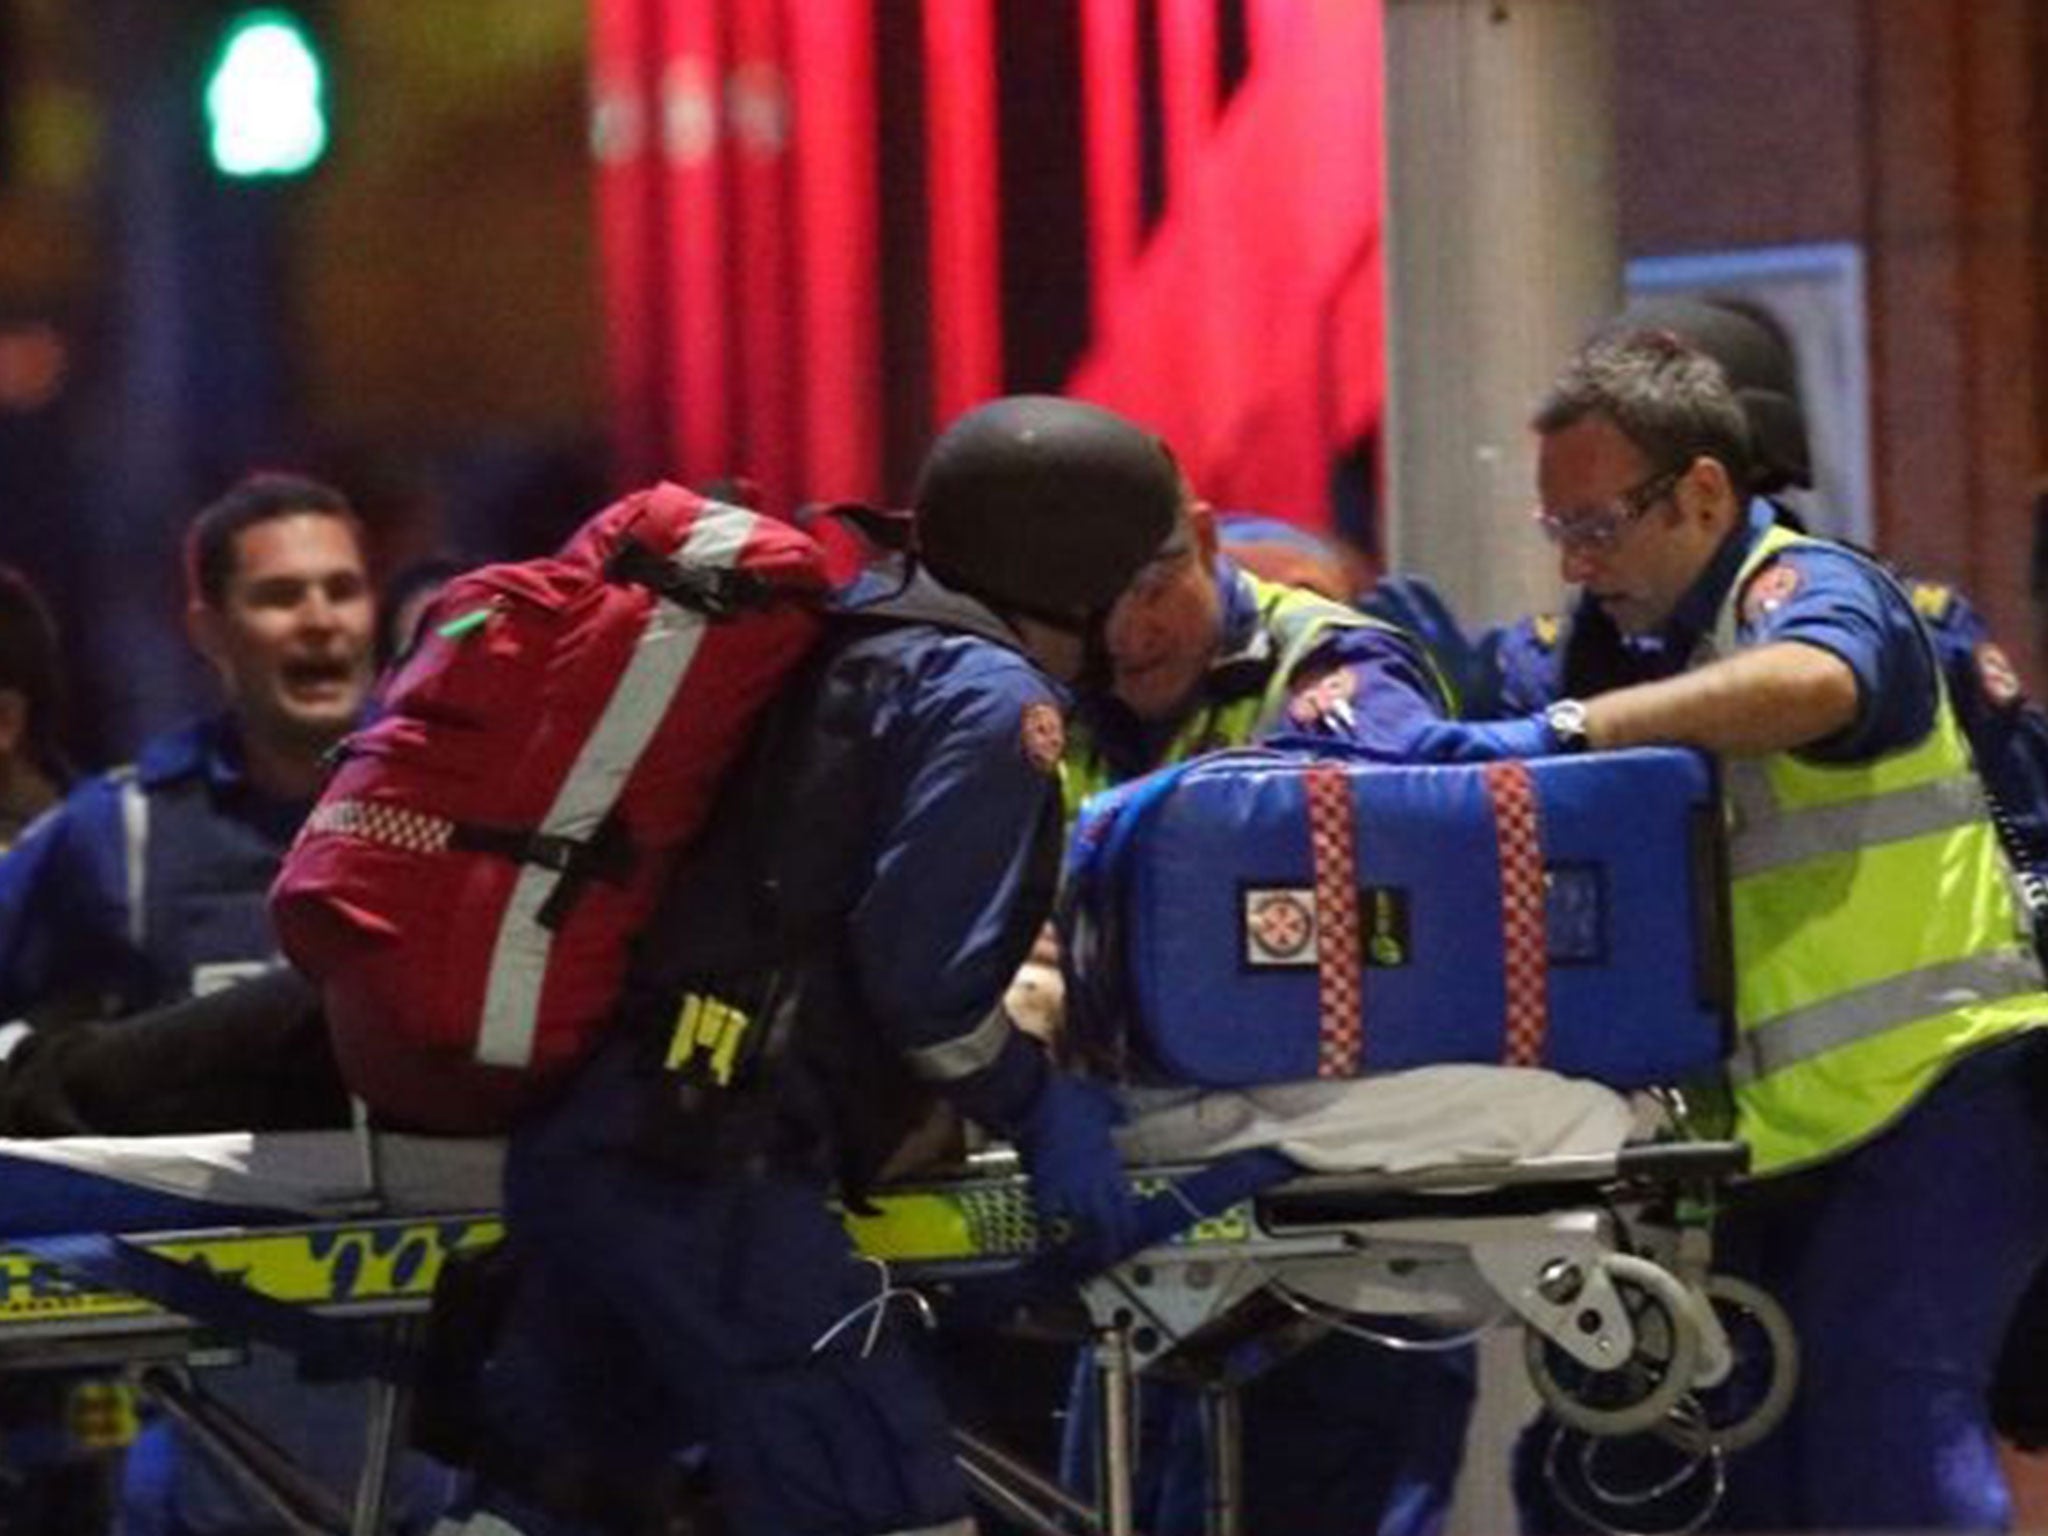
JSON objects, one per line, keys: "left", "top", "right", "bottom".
{"left": 1524, "top": 1253, "right": 1702, "bottom": 1438}
{"left": 1656, "top": 1274, "right": 1799, "bottom": 1454}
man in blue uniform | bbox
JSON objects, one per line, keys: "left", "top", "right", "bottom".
{"left": 0, "top": 473, "right": 458, "bottom": 1536}
{"left": 1476, "top": 301, "right": 2048, "bottom": 870}
{"left": 0, "top": 471, "right": 373, "bottom": 1023}
{"left": 1377, "top": 293, "right": 2048, "bottom": 1509}
{"left": 1057, "top": 481, "right": 1472, "bottom": 1536}
{"left": 447, "top": 396, "right": 1183, "bottom": 1536}
{"left": 1392, "top": 329, "right": 2048, "bottom": 1532}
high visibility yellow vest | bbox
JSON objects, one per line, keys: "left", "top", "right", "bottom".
{"left": 1711, "top": 524, "right": 2047, "bottom": 1174}
{"left": 1061, "top": 573, "right": 1444, "bottom": 817}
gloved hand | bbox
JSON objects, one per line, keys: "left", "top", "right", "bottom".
{"left": 1013, "top": 1072, "right": 1138, "bottom": 1274}
{"left": 1402, "top": 711, "right": 1560, "bottom": 763}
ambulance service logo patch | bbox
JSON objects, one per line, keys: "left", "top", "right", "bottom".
{"left": 1244, "top": 888, "right": 1319, "bottom": 967}
{"left": 1019, "top": 701, "right": 1065, "bottom": 774}
{"left": 1741, "top": 561, "right": 1802, "bottom": 626}
{"left": 1977, "top": 642, "right": 2023, "bottom": 708}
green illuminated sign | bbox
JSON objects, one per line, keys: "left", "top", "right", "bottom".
{"left": 204, "top": 9, "right": 328, "bottom": 179}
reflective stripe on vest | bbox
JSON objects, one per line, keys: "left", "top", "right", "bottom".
{"left": 1710, "top": 523, "right": 2046, "bottom": 1173}
{"left": 1725, "top": 768, "right": 1992, "bottom": 880}
{"left": 118, "top": 772, "right": 149, "bottom": 952}
{"left": 1727, "top": 948, "right": 2043, "bottom": 1086}
{"left": 475, "top": 502, "right": 760, "bottom": 1070}
{"left": 1062, "top": 575, "right": 1428, "bottom": 812}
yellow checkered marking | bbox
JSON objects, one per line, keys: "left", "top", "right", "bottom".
{"left": 0, "top": 1177, "right": 1257, "bottom": 1322}
{"left": 0, "top": 1218, "right": 505, "bottom": 1325}
{"left": 843, "top": 1173, "right": 1252, "bottom": 1262}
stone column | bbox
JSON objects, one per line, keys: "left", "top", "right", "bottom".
{"left": 1383, "top": 0, "right": 1620, "bottom": 633}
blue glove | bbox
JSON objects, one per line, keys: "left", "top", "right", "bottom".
{"left": 1013, "top": 1073, "right": 1139, "bottom": 1273}
{"left": 1403, "top": 711, "right": 1560, "bottom": 763}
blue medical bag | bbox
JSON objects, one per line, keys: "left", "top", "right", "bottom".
{"left": 1060, "top": 747, "right": 1731, "bottom": 1088}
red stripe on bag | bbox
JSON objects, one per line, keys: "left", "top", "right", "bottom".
{"left": 1305, "top": 765, "right": 1364, "bottom": 1076}
{"left": 1485, "top": 761, "right": 1549, "bottom": 1066}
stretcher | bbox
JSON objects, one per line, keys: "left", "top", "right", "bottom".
{"left": 0, "top": 1073, "right": 1796, "bottom": 1536}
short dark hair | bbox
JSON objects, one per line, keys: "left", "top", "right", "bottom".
{"left": 0, "top": 565, "right": 68, "bottom": 782}
{"left": 184, "top": 472, "right": 362, "bottom": 610}
{"left": 1533, "top": 329, "right": 1753, "bottom": 499}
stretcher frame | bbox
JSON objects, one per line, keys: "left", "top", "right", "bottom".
{"left": 0, "top": 1132, "right": 1791, "bottom": 1536}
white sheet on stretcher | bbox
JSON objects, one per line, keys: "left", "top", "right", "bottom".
{"left": 1114, "top": 1067, "right": 1634, "bottom": 1173}
{"left": 0, "top": 1069, "right": 1635, "bottom": 1223}
{"left": 0, "top": 1129, "right": 506, "bottom": 1219}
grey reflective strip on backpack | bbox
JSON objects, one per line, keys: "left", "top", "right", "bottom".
{"left": 474, "top": 503, "right": 760, "bottom": 1070}
{"left": 904, "top": 1003, "right": 1014, "bottom": 1082}
{"left": 1726, "top": 947, "right": 2045, "bottom": 1086}
{"left": 118, "top": 773, "right": 149, "bottom": 951}
{"left": 1726, "top": 771, "right": 1991, "bottom": 880}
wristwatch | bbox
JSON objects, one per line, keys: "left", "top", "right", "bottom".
{"left": 1545, "top": 697, "right": 1592, "bottom": 753}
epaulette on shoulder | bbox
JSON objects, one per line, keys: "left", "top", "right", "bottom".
{"left": 1530, "top": 613, "right": 1562, "bottom": 651}
{"left": 1909, "top": 581, "right": 1955, "bottom": 624}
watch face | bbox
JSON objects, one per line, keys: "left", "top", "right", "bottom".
{"left": 1548, "top": 700, "right": 1589, "bottom": 747}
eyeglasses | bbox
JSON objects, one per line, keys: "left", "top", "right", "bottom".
{"left": 1531, "top": 463, "right": 1689, "bottom": 554}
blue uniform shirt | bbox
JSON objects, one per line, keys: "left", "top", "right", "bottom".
{"left": 1076, "top": 558, "right": 1448, "bottom": 783}
{"left": 1486, "top": 501, "right": 1937, "bottom": 765}
{"left": 839, "top": 627, "right": 1069, "bottom": 1080}
{"left": 0, "top": 714, "right": 305, "bottom": 1020}
{"left": 1898, "top": 580, "right": 2048, "bottom": 884}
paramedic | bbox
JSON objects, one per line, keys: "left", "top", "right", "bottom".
{"left": 1407, "top": 293, "right": 2048, "bottom": 1503}
{"left": 1475, "top": 295, "right": 2048, "bottom": 881}
{"left": 0, "top": 473, "right": 453, "bottom": 1536}
{"left": 0, "top": 471, "right": 372, "bottom": 1021}
{"left": 451, "top": 396, "right": 1178, "bottom": 1536}
{"left": 1058, "top": 475, "right": 1472, "bottom": 1536}
{"left": 1402, "top": 329, "right": 2048, "bottom": 1531}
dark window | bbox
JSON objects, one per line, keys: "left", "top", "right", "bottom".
{"left": 1136, "top": 0, "right": 1166, "bottom": 237}
{"left": 996, "top": 0, "right": 1089, "bottom": 391}
{"left": 1217, "top": 0, "right": 1251, "bottom": 114}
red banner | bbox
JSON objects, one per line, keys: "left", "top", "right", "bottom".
{"left": 590, "top": 0, "right": 667, "bottom": 484}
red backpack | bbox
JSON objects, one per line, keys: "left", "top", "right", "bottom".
{"left": 271, "top": 483, "right": 832, "bottom": 1133}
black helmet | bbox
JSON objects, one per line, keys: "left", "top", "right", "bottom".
{"left": 1605, "top": 297, "right": 1812, "bottom": 494}
{"left": 913, "top": 395, "right": 1181, "bottom": 628}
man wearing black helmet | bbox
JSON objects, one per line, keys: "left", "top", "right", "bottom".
{"left": 1041, "top": 450, "right": 1467, "bottom": 1536}
{"left": 442, "top": 396, "right": 1180, "bottom": 1536}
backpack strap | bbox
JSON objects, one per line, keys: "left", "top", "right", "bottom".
{"left": 605, "top": 537, "right": 784, "bottom": 618}
{"left": 449, "top": 812, "right": 639, "bottom": 929}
